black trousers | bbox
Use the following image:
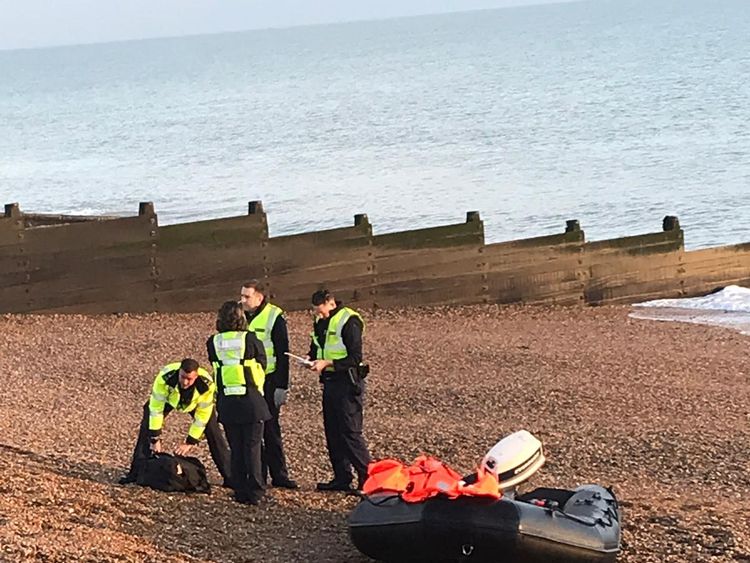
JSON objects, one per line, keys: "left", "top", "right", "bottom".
{"left": 127, "top": 401, "right": 232, "bottom": 483}
{"left": 224, "top": 421, "right": 265, "bottom": 502}
{"left": 322, "top": 377, "right": 372, "bottom": 485}
{"left": 261, "top": 381, "right": 291, "bottom": 484}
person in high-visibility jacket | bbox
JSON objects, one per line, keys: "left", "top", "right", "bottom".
{"left": 306, "top": 289, "right": 372, "bottom": 493}
{"left": 119, "top": 358, "right": 231, "bottom": 485}
{"left": 207, "top": 300, "right": 270, "bottom": 506}
{"left": 240, "top": 280, "right": 298, "bottom": 490}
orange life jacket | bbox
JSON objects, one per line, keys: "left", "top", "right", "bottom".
{"left": 362, "top": 459, "right": 410, "bottom": 495}
{"left": 362, "top": 455, "right": 501, "bottom": 502}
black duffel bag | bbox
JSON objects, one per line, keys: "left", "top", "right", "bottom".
{"left": 136, "top": 453, "right": 211, "bottom": 493}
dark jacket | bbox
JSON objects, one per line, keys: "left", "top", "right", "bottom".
{"left": 206, "top": 331, "right": 271, "bottom": 424}
{"left": 244, "top": 298, "right": 290, "bottom": 389}
{"left": 307, "top": 302, "right": 364, "bottom": 375}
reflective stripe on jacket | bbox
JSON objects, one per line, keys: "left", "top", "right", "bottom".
{"left": 212, "top": 331, "right": 265, "bottom": 395}
{"left": 311, "top": 307, "right": 364, "bottom": 371}
{"left": 248, "top": 303, "right": 282, "bottom": 374}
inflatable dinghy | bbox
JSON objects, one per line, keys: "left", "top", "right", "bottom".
{"left": 349, "top": 431, "right": 621, "bottom": 563}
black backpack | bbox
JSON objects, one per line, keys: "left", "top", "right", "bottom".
{"left": 136, "top": 453, "right": 211, "bottom": 493}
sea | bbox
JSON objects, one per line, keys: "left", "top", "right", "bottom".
{"left": 632, "top": 285, "right": 750, "bottom": 335}
{"left": 1, "top": 0, "right": 748, "bottom": 250}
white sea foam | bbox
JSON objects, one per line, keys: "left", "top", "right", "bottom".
{"left": 630, "top": 285, "right": 750, "bottom": 335}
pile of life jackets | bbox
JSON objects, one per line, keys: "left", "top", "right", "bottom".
{"left": 362, "top": 455, "right": 500, "bottom": 502}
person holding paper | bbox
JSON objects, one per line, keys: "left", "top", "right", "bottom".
{"left": 240, "top": 280, "right": 298, "bottom": 490}
{"left": 306, "top": 288, "right": 372, "bottom": 494}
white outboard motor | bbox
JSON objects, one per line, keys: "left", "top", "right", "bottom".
{"left": 481, "top": 430, "right": 545, "bottom": 491}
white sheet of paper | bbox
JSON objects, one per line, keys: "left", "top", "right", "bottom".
{"left": 284, "top": 352, "right": 315, "bottom": 367}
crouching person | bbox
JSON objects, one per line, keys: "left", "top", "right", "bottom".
{"left": 119, "top": 358, "right": 232, "bottom": 487}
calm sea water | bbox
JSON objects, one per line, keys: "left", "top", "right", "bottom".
{"left": 1, "top": 0, "right": 748, "bottom": 248}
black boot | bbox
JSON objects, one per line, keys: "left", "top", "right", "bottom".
{"left": 316, "top": 478, "right": 352, "bottom": 492}
{"left": 118, "top": 473, "right": 137, "bottom": 485}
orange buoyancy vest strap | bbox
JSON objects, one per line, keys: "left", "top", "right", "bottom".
{"left": 362, "top": 455, "right": 501, "bottom": 502}
{"left": 401, "top": 456, "right": 464, "bottom": 502}
{"left": 459, "top": 467, "right": 502, "bottom": 499}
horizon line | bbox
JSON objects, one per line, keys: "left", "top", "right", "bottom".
{"left": 0, "top": 0, "right": 582, "bottom": 54}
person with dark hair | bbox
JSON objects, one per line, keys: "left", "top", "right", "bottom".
{"left": 240, "top": 280, "right": 298, "bottom": 490}
{"left": 306, "top": 289, "right": 372, "bottom": 493}
{"left": 119, "top": 358, "right": 231, "bottom": 486}
{"left": 207, "top": 300, "right": 270, "bottom": 505}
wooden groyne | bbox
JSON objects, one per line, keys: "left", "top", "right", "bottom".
{"left": 1, "top": 201, "right": 748, "bottom": 313}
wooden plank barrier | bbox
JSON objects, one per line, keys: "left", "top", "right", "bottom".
{"left": 370, "top": 212, "right": 485, "bottom": 308}
{"left": 582, "top": 217, "right": 685, "bottom": 305}
{"left": 1, "top": 202, "right": 157, "bottom": 313}
{"left": 265, "top": 214, "right": 374, "bottom": 311}
{"left": 1, "top": 201, "right": 748, "bottom": 314}
{"left": 0, "top": 204, "right": 28, "bottom": 312}
{"left": 483, "top": 220, "right": 586, "bottom": 305}
{"left": 680, "top": 243, "right": 750, "bottom": 297}
{"left": 154, "top": 201, "right": 268, "bottom": 312}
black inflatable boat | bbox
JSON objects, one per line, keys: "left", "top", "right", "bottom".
{"left": 349, "top": 484, "right": 621, "bottom": 563}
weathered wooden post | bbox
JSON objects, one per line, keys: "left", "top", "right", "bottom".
{"left": 4, "top": 202, "right": 21, "bottom": 218}
{"left": 248, "top": 200, "right": 264, "bottom": 215}
{"left": 662, "top": 215, "right": 680, "bottom": 231}
{"left": 138, "top": 202, "right": 154, "bottom": 216}
{"left": 353, "top": 214, "right": 375, "bottom": 305}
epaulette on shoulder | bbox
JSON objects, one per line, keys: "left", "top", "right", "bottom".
{"left": 195, "top": 375, "right": 211, "bottom": 394}
{"left": 164, "top": 370, "right": 180, "bottom": 387}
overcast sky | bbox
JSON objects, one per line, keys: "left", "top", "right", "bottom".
{"left": 0, "top": 0, "right": 571, "bottom": 51}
